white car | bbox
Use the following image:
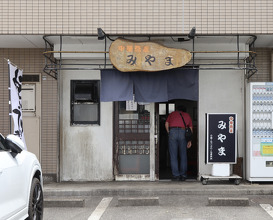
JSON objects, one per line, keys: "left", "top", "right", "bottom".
{"left": 0, "top": 133, "right": 43, "bottom": 220}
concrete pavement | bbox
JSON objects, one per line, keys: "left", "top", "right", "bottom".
{"left": 44, "top": 179, "right": 273, "bottom": 197}
{"left": 43, "top": 179, "right": 273, "bottom": 207}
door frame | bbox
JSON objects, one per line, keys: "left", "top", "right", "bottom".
{"left": 114, "top": 102, "right": 157, "bottom": 181}
{"left": 156, "top": 100, "right": 199, "bottom": 180}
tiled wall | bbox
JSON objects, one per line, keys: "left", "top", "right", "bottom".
{"left": 0, "top": 49, "right": 58, "bottom": 176}
{"left": 0, "top": 0, "right": 272, "bottom": 35}
{"left": 41, "top": 71, "right": 58, "bottom": 176}
{"left": 0, "top": 50, "right": 10, "bottom": 135}
{"left": 249, "top": 48, "right": 272, "bottom": 82}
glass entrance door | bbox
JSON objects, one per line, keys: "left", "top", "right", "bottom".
{"left": 114, "top": 101, "right": 156, "bottom": 180}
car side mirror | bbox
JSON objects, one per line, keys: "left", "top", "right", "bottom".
{"left": 5, "top": 134, "right": 24, "bottom": 158}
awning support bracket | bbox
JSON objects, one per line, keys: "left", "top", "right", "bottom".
{"left": 42, "top": 34, "right": 257, "bottom": 80}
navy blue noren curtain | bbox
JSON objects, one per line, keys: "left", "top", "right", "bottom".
{"left": 100, "top": 70, "right": 133, "bottom": 101}
{"left": 100, "top": 69, "right": 198, "bottom": 102}
{"left": 167, "top": 69, "right": 198, "bottom": 101}
{"left": 132, "top": 71, "right": 168, "bottom": 102}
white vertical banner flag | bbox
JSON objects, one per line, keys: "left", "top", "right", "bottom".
{"left": 8, "top": 62, "right": 27, "bottom": 150}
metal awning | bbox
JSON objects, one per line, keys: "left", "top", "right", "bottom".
{"left": 43, "top": 34, "right": 257, "bottom": 80}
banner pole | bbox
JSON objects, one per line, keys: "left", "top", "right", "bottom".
{"left": 7, "top": 59, "right": 12, "bottom": 134}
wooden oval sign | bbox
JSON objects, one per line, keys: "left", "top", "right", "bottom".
{"left": 109, "top": 38, "right": 192, "bottom": 72}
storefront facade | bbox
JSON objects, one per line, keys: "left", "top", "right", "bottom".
{"left": 56, "top": 45, "right": 245, "bottom": 181}
{"left": 0, "top": 1, "right": 273, "bottom": 182}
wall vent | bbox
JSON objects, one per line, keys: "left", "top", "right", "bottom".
{"left": 22, "top": 75, "right": 40, "bottom": 82}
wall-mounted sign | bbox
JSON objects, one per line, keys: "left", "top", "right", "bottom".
{"left": 109, "top": 38, "right": 192, "bottom": 72}
{"left": 206, "top": 113, "right": 237, "bottom": 164}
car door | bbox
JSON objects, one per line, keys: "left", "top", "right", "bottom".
{"left": 0, "top": 149, "right": 26, "bottom": 220}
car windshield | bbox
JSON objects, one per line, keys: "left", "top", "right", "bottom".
{"left": 0, "top": 142, "right": 5, "bottom": 151}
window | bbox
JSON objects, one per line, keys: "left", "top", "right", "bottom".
{"left": 71, "top": 80, "right": 100, "bottom": 125}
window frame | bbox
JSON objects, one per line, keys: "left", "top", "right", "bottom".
{"left": 70, "top": 80, "right": 100, "bottom": 125}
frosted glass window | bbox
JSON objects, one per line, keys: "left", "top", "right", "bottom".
{"left": 169, "top": 104, "right": 175, "bottom": 113}
{"left": 74, "top": 104, "right": 98, "bottom": 122}
{"left": 159, "top": 104, "right": 166, "bottom": 115}
{"left": 71, "top": 80, "right": 100, "bottom": 125}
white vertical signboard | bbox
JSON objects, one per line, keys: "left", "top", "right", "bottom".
{"left": 8, "top": 61, "right": 27, "bottom": 150}
{"left": 126, "top": 94, "right": 137, "bottom": 111}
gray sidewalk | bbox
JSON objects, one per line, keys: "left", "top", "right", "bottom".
{"left": 44, "top": 179, "right": 273, "bottom": 197}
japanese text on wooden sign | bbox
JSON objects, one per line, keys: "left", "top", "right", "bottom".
{"left": 109, "top": 38, "right": 192, "bottom": 72}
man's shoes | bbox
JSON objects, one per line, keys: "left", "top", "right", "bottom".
{"left": 171, "top": 176, "right": 180, "bottom": 181}
{"left": 180, "top": 176, "right": 186, "bottom": 181}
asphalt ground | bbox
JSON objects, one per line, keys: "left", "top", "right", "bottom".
{"left": 43, "top": 180, "right": 273, "bottom": 219}
{"left": 43, "top": 194, "right": 273, "bottom": 220}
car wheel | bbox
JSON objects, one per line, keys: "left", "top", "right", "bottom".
{"left": 27, "top": 178, "right": 43, "bottom": 220}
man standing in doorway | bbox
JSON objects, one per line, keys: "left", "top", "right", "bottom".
{"left": 165, "top": 105, "right": 193, "bottom": 181}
